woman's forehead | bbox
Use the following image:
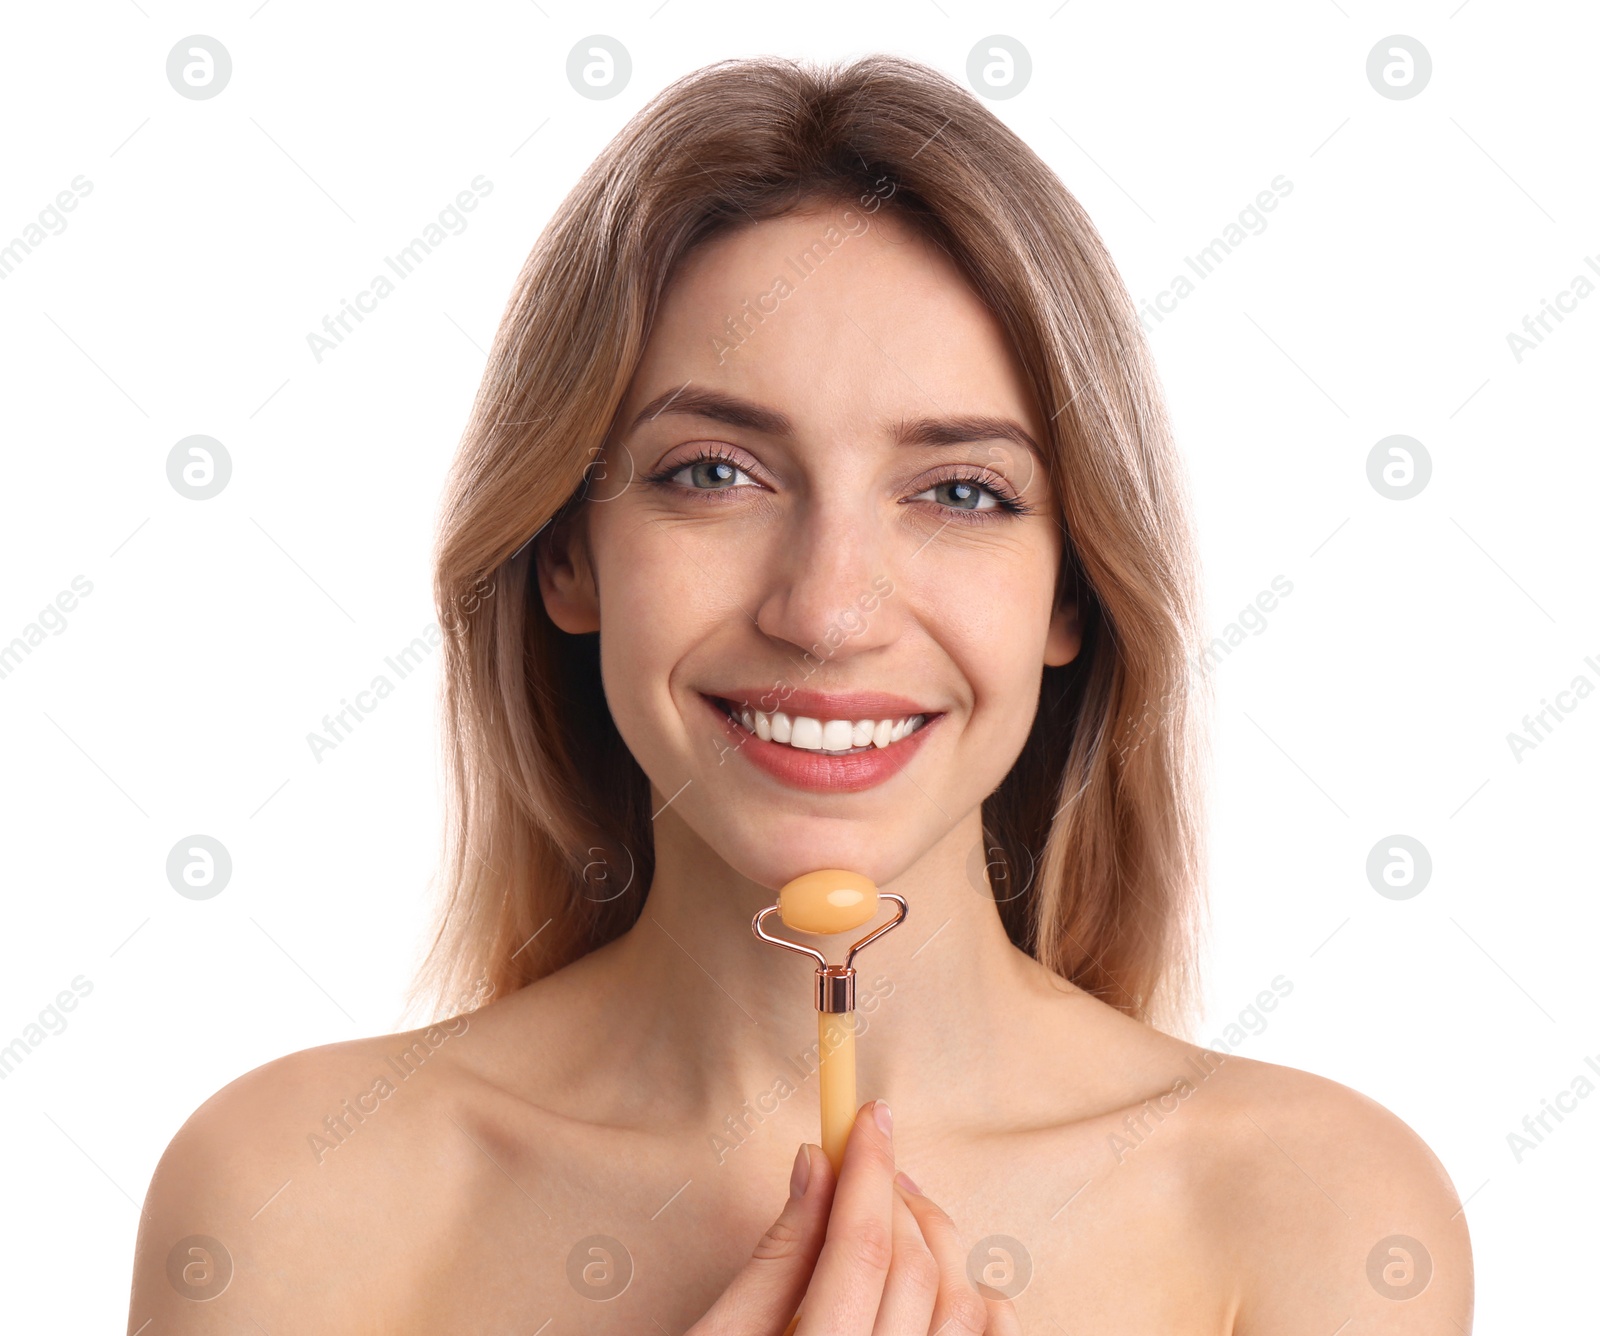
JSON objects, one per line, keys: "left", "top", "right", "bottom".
{"left": 628, "top": 209, "right": 1044, "bottom": 447}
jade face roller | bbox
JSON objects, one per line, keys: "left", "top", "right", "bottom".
{"left": 751, "top": 869, "right": 908, "bottom": 1172}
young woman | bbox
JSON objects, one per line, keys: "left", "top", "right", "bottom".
{"left": 129, "top": 55, "right": 1473, "bottom": 1333}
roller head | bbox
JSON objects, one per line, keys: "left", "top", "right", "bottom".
{"left": 778, "top": 869, "right": 879, "bottom": 935}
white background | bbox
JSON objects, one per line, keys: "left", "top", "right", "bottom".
{"left": 1, "top": 1, "right": 1594, "bottom": 1329}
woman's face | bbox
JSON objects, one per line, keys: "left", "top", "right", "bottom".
{"left": 540, "top": 201, "right": 1080, "bottom": 891}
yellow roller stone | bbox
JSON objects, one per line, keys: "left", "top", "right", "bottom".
{"left": 777, "top": 868, "right": 879, "bottom": 934}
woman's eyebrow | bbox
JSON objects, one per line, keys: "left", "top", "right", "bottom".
{"left": 628, "top": 385, "right": 791, "bottom": 437}
{"left": 626, "top": 385, "right": 1042, "bottom": 459}
{"left": 891, "top": 412, "right": 1042, "bottom": 459}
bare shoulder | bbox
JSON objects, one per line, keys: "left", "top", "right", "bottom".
{"left": 128, "top": 1014, "right": 487, "bottom": 1335}
{"left": 1188, "top": 1049, "right": 1475, "bottom": 1334}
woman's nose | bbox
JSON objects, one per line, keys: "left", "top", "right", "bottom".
{"left": 750, "top": 500, "right": 900, "bottom": 661}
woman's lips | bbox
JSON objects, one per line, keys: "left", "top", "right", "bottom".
{"left": 699, "top": 692, "right": 940, "bottom": 794}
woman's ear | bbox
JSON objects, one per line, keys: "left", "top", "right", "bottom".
{"left": 1044, "top": 595, "right": 1083, "bottom": 668}
{"left": 534, "top": 511, "right": 600, "bottom": 634}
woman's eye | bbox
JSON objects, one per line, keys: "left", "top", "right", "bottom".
{"left": 912, "top": 478, "right": 1001, "bottom": 511}
{"left": 671, "top": 458, "right": 756, "bottom": 490}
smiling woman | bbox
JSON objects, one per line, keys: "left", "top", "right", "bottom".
{"left": 128, "top": 53, "right": 1472, "bottom": 1335}
{"left": 429, "top": 61, "right": 1205, "bottom": 1035}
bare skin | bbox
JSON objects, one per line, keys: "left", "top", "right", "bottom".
{"left": 128, "top": 204, "right": 1473, "bottom": 1332}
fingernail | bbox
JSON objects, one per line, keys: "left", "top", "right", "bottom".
{"left": 789, "top": 1144, "right": 811, "bottom": 1199}
{"left": 873, "top": 1100, "right": 893, "bottom": 1136}
{"left": 894, "top": 1169, "right": 922, "bottom": 1195}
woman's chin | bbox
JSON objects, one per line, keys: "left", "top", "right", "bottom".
{"left": 717, "top": 833, "right": 913, "bottom": 897}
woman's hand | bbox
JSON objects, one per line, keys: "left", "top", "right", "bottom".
{"left": 688, "top": 1100, "right": 1022, "bottom": 1334}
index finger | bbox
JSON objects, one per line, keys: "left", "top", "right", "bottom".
{"left": 797, "top": 1100, "right": 899, "bottom": 1335}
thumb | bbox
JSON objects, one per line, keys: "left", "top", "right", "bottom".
{"left": 688, "top": 1143, "right": 834, "bottom": 1334}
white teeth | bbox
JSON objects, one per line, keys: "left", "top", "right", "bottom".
{"left": 790, "top": 716, "right": 823, "bottom": 750}
{"left": 723, "top": 698, "right": 929, "bottom": 754}
{"left": 820, "top": 719, "right": 855, "bottom": 751}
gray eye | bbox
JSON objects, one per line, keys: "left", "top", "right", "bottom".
{"left": 691, "top": 460, "right": 738, "bottom": 488}
{"left": 915, "top": 479, "right": 998, "bottom": 511}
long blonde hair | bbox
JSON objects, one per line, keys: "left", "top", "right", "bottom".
{"left": 413, "top": 54, "right": 1211, "bottom": 1037}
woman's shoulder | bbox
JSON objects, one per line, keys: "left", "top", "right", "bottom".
{"left": 1169, "top": 1045, "right": 1475, "bottom": 1331}
{"left": 144, "top": 1011, "right": 482, "bottom": 1177}
{"left": 129, "top": 1014, "right": 505, "bottom": 1332}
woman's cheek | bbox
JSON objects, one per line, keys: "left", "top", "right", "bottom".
{"left": 935, "top": 584, "right": 1050, "bottom": 736}
{"left": 592, "top": 522, "right": 727, "bottom": 756}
